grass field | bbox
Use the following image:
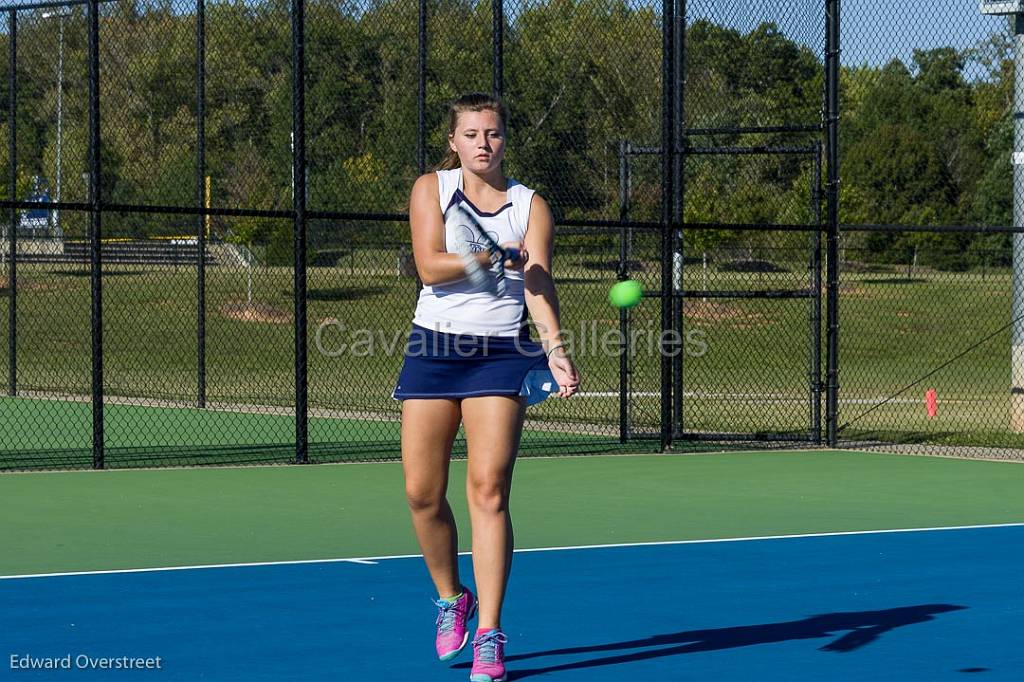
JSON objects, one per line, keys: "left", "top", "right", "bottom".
{"left": 2, "top": 246, "right": 1022, "bottom": 461}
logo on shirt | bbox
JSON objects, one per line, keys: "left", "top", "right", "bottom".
{"left": 455, "top": 224, "right": 499, "bottom": 254}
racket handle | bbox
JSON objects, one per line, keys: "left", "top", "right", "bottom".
{"left": 503, "top": 247, "right": 520, "bottom": 263}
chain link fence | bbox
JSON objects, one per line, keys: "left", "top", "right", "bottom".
{"left": 2, "top": 0, "right": 1021, "bottom": 469}
{"left": 836, "top": 2, "right": 1024, "bottom": 459}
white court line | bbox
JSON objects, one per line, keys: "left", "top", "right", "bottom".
{"left": 2, "top": 522, "right": 1021, "bottom": 582}
{"left": 580, "top": 391, "right": 978, "bottom": 404}
{"left": 0, "top": 556, "right": 409, "bottom": 581}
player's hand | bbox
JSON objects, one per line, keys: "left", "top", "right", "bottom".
{"left": 500, "top": 241, "right": 528, "bottom": 270}
{"left": 548, "top": 349, "right": 580, "bottom": 399}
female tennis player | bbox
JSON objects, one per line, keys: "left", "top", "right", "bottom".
{"left": 392, "top": 92, "right": 580, "bottom": 682}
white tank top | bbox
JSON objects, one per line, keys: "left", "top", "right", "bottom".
{"left": 412, "top": 167, "right": 536, "bottom": 336}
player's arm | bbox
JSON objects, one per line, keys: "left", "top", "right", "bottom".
{"left": 409, "top": 173, "right": 490, "bottom": 285}
{"left": 522, "top": 195, "right": 562, "bottom": 349}
{"left": 523, "top": 194, "right": 579, "bottom": 397}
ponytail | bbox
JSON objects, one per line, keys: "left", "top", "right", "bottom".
{"left": 437, "top": 147, "right": 461, "bottom": 170}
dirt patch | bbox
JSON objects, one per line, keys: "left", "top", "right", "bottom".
{"left": 839, "top": 282, "right": 864, "bottom": 294}
{"left": 837, "top": 283, "right": 876, "bottom": 298}
{"left": 683, "top": 300, "right": 768, "bottom": 325}
{"left": 219, "top": 301, "right": 292, "bottom": 325}
{"left": 0, "top": 276, "right": 56, "bottom": 293}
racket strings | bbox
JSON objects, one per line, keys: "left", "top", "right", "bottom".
{"left": 456, "top": 203, "right": 509, "bottom": 296}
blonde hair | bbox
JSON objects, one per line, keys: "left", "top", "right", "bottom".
{"left": 436, "top": 92, "right": 508, "bottom": 170}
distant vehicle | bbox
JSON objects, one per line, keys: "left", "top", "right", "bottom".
{"left": 15, "top": 176, "right": 61, "bottom": 239}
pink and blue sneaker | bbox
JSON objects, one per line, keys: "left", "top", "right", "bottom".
{"left": 434, "top": 587, "right": 477, "bottom": 661}
{"left": 470, "top": 628, "right": 508, "bottom": 682}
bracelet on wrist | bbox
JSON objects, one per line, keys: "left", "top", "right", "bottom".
{"left": 546, "top": 343, "right": 567, "bottom": 357}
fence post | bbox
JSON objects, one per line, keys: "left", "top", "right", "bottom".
{"left": 292, "top": 0, "right": 309, "bottom": 464}
{"left": 492, "top": 0, "right": 503, "bottom": 97}
{"left": 418, "top": 0, "right": 427, "bottom": 175}
{"left": 618, "top": 140, "right": 630, "bottom": 443}
{"left": 88, "top": 0, "right": 104, "bottom": 469}
{"left": 825, "top": 0, "right": 841, "bottom": 447}
{"left": 672, "top": 0, "right": 686, "bottom": 439}
{"left": 660, "top": 0, "right": 675, "bottom": 451}
{"left": 415, "top": 0, "right": 426, "bottom": 297}
{"left": 811, "top": 145, "right": 823, "bottom": 443}
{"left": 7, "top": 10, "right": 16, "bottom": 399}
{"left": 1008, "top": 14, "right": 1024, "bottom": 433}
{"left": 196, "top": 0, "right": 207, "bottom": 409}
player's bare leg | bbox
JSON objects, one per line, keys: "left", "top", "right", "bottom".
{"left": 461, "top": 394, "right": 527, "bottom": 630}
{"left": 401, "top": 398, "right": 464, "bottom": 598}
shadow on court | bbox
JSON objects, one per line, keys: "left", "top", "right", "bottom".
{"left": 452, "top": 604, "right": 965, "bottom": 679}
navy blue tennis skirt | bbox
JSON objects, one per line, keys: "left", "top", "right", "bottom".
{"left": 392, "top": 324, "right": 555, "bottom": 402}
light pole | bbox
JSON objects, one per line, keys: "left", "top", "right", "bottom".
{"left": 981, "top": 2, "right": 1024, "bottom": 430}
{"left": 41, "top": 10, "right": 69, "bottom": 236}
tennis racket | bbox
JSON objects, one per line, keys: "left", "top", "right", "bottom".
{"left": 454, "top": 202, "right": 521, "bottom": 296}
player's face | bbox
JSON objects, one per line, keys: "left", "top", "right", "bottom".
{"left": 449, "top": 109, "right": 505, "bottom": 175}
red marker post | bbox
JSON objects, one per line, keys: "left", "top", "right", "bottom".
{"left": 925, "top": 389, "right": 938, "bottom": 418}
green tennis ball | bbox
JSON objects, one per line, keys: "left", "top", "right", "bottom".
{"left": 608, "top": 279, "right": 643, "bottom": 309}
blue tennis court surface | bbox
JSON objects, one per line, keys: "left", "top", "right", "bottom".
{"left": 3, "top": 524, "right": 1022, "bottom": 680}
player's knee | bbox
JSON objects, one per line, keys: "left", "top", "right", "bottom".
{"left": 467, "top": 476, "right": 509, "bottom": 514}
{"left": 405, "top": 483, "right": 444, "bottom": 513}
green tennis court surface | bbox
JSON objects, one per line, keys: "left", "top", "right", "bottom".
{"left": 4, "top": 450, "right": 1023, "bottom": 680}
{"left": 3, "top": 450, "right": 1022, "bottom": 577}
{"left": 0, "top": 395, "right": 636, "bottom": 470}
